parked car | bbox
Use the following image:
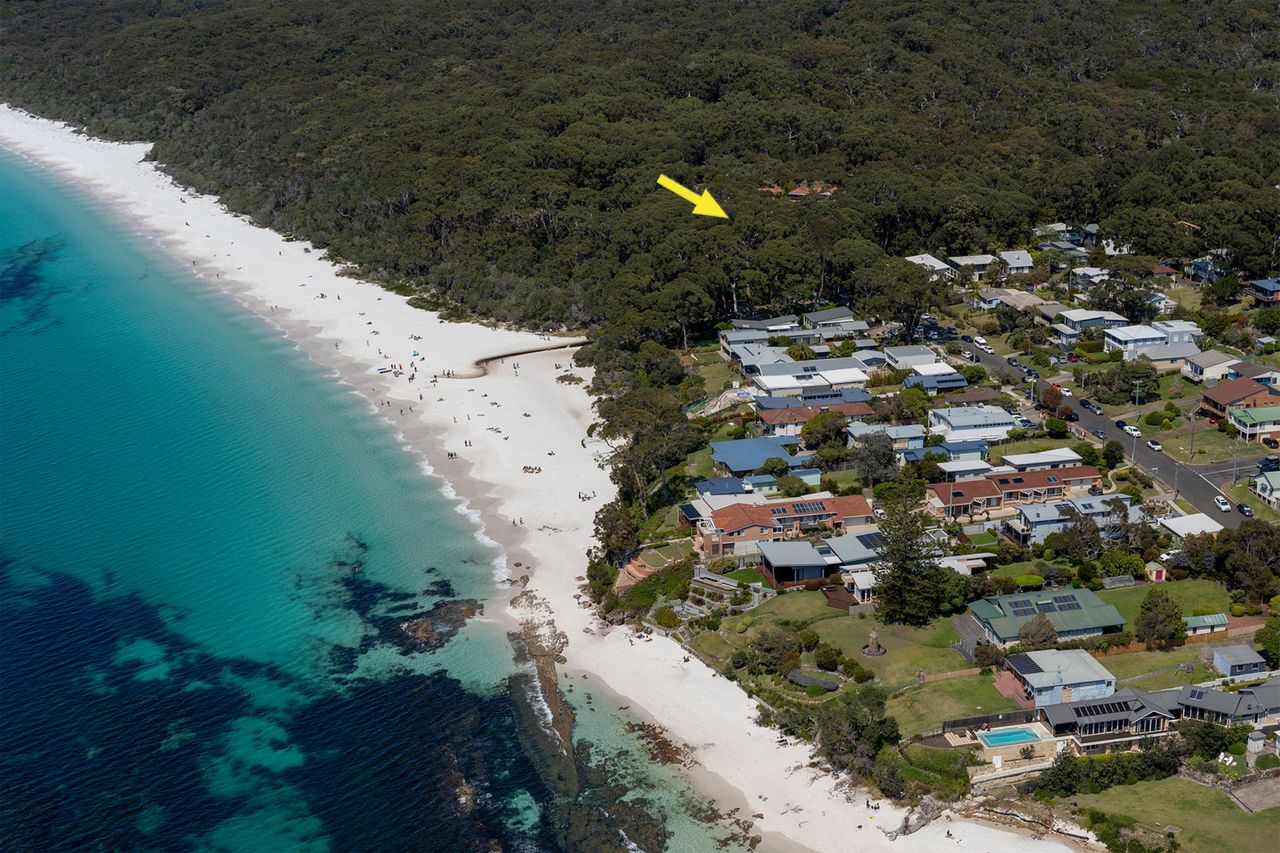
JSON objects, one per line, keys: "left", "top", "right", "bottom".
{"left": 1006, "top": 356, "right": 1019, "bottom": 366}
{"left": 1068, "top": 353, "right": 1079, "bottom": 363}
{"left": 973, "top": 336, "right": 988, "bottom": 346}
{"left": 1080, "top": 400, "right": 1103, "bottom": 415}
{"left": 1158, "top": 550, "right": 1181, "bottom": 563}
{"left": 1260, "top": 456, "right": 1280, "bottom": 473}
{"left": 1092, "top": 429, "right": 1107, "bottom": 439}
{"left": 961, "top": 335, "right": 973, "bottom": 343}
{"left": 1124, "top": 425, "right": 1142, "bottom": 438}
{"left": 1067, "top": 411, "right": 1080, "bottom": 422}
{"left": 1146, "top": 439, "right": 1163, "bottom": 452}
{"left": 1214, "top": 495, "right": 1232, "bottom": 512}
{"left": 1114, "top": 419, "right": 1128, "bottom": 430}
{"left": 1088, "top": 485, "right": 1104, "bottom": 496}
{"left": 1026, "top": 369, "right": 1039, "bottom": 379}
{"left": 1264, "top": 437, "right": 1279, "bottom": 449}
{"left": 1237, "top": 503, "right": 1254, "bottom": 517}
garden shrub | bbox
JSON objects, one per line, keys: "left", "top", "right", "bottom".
{"left": 735, "top": 615, "right": 755, "bottom": 633}
{"left": 1256, "top": 754, "right": 1280, "bottom": 770}
{"left": 653, "top": 606, "right": 681, "bottom": 629}
{"left": 1231, "top": 604, "right": 1246, "bottom": 617}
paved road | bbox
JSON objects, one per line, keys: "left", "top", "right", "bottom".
{"left": 961, "top": 343, "right": 1268, "bottom": 529}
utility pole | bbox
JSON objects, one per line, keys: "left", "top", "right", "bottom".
{"left": 1232, "top": 434, "right": 1242, "bottom": 485}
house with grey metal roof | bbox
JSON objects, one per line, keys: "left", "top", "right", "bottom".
{"left": 731, "top": 314, "right": 800, "bottom": 332}
{"left": 1183, "top": 613, "right": 1228, "bottom": 636}
{"left": 999, "top": 250, "right": 1034, "bottom": 275}
{"left": 883, "top": 345, "right": 938, "bottom": 370}
{"left": 1213, "top": 645, "right": 1266, "bottom": 678}
{"left": 1181, "top": 348, "right": 1240, "bottom": 383}
{"left": 1038, "top": 688, "right": 1177, "bottom": 752}
{"left": 802, "top": 306, "right": 855, "bottom": 328}
{"left": 846, "top": 421, "right": 926, "bottom": 450}
{"left": 928, "top": 405, "right": 1016, "bottom": 443}
{"left": 1008, "top": 649, "right": 1116, "bottom": 707}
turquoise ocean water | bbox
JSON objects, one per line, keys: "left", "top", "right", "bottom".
{"left": 0, "top": 148, "right": 728, "bottom": 851}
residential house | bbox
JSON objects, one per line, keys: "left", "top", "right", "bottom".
{"left": 731, "top": 314, "right": 801, "bottom": 332}
{"left": 928, "top": 405, "right": 1017, "bottom": 443}
{"left": 937, "top": 460, "right": 994, "bottom": 481}
{"left": 904, "top": 362, "right": 968, "bottom": 393}
{"left": 1158, "top": 513, "right": 1224, "bottom": 544}
{"left": 718, "top": 326, "right": 821, "bottom": 357}
{"left": 969, "top": 588, "right": 1125, "bottom": 647}
{"left": 925, "top": 478, "right": 1003, "bottom": 520}
{"left": 1052, "top": 308, "right": 1128, "bottom": 349}
{"left": 1070, "top": 267, "right": 1111, "bottom": 289}
{"left": 999, "top": 250, "right": 1034, "bottom": 276}
{"left": 802, "top": 306, "right": 855, "bottom": 329}
{"left": 1035, "top": 302, "right": 1072, "bottom": 326}
{"left": 986, "top": 466, "right": 1102, "bottom": 507}
{"left": 947, "top": 254, "right": 998, "bottom": 280}
{"left": 1228, "top": 360, "right": 1280, "bottom": 387}
{"left": 1037, "top": 240, "right": 1089, "bottom": 263}
{"left": 1176, "top": 682, "right": 1271, "bottom": 725}
{"left": 1187, "top": 256, "right": 1229, "bottom": 283}
{"left": 904, "top": 253, "right": 956, "bottom": 282}
{"left": 1008, "top": 650, "right": 1117, "bottom": 708}
{"left": 727, "top": 343, "right": 791, "bottom": 373}
{"left": 786, "top": 180, "right": 838, "bottom": 200}
{"left": 1001, "top": 448, "right": 1083, "bottom": 471}
{"left": 742, "top": 469, "right": 822, "bottom": 496}
{"left": 1145, "top": 293, "right": 1177, "bottom": 316}
{"left": 756, "top": 525, "right": 885, "bottom": 588}
{"left": 1039, "top": 688, "right": 1177, "bottom": 753}
{"left": 1199, "top": 377, "right": 1279, "bottom": 419}
{"left": 1181, "top": 349, "right": 1240, "bottom": 384}
{"left": 694, "top": 477, "right": 749, "bottom": 498}
{"left": 1229, "top": 405, "right": 1280, "bottom": 444}
{"left": 755, "top": 401, "right": 874, "bottom": 437}
{"left": 1247, "top": 277, "right": 1280, "bottom": 306}
{"left": 693, "top": 494, "right": 875, "bottom": 560}
{"left": 899, "top": 439, "right": 989, "bottom": 465}
{"left": 753, "top": 362, "right": 871, "bottom": 397}
{"left": 815, "top": 320, "right": 871, "bottom": 341}
{"left": 846, "top": 421, "right": 926, "bottom": 451}
{"left": 1001, "top": 493, "right": 1134, "bottom": 546}
{"left": 710, "top": 436, "right": 806, "bottom": 475}
{"left": 883, "top": 345, "right": 939, "bottom": 370}
{"left": 1104, "top": 321, "right": 1201, "bottom": 362}
{"left": 1212, "top": 645, "right": 1267, "bottom": 679}
{"left": 1142, "top": 342, "right": 1202, "bottom": 372}
{"left": 755, "top": 387, "right": 873, "bottom": 410}
{"left": 973, "top": 287, "right": 1044, "bottom": 312}
{"left": 1252, "top": 470, "right": 1280, "bottom": 509}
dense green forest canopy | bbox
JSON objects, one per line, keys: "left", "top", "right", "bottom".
{"left": 4, "top": 0, "right": 1278, "bottom": 340}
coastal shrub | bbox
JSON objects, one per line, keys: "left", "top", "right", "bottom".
{"left": 730, "top": 649, "right": 749, "bottom": 669}
{"left": 619, "top": 559, "right": 693, "bottom": 615}
{"left": 1231, "top": 604, "right": 1246, "bottom": 617}
{"left": 653, "top": 607, "right": 680, "bottom": 629}
{"left": 798, "top": 629, "right": 820, "bottom": 651}
{"left": 841, "top": 659, "right": 874, "bottom": 682}
{"left": 814, "top": 644, "right": 840, "bottom": 671}
{"left": 1256, "top": 754, "right": 1280, "bottom": 770}
{"left": 1143, "top": 411, "right": 1168, "bottom": 426}
{"left": 735, "top": 615, "right": 755, "bottom": 634}
{"left": 586, "top": 558, "right": 619, "bottom": 602}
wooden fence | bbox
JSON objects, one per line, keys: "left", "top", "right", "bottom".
{"left": 1088, "top": 623, "right": 1262, "bottom": 659}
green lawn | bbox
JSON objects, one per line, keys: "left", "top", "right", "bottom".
{"left": 1225, "top": 482, "right": 1280, "bottom": 523}
{"left": 1162, "top": 427, "right": 1251, "bottom": 465}
{"left": 988, "top": 437, "right": 1074, "bottom": 463}
{"left": 812, "top": 616, "right": 967, "bottom": 688}
{"left": 690, "top": 629, "right": 734, "bottom": 661}
{"left": 726, "top": 568, "right": 765, "bottom": 585}
{"left": 1121, "top": 661, "right": 1217, "bottom": 691}
{"left": 886, "top": 674, "right": 1021, "bottom": 739}
{"left": 823, "top": 469, "right": 862, "bottom": 490}
{"left": 1101, "top": 645, "right": 1202, "bottom": 681}
{"left": 966, "top": 531, "right": 998, "bottom": 548}
{"left": 688, "top": 348, "right": 739, "bottom": 395}
{"left": 1068, "top": 776, "right": 1280, "bottom": 853}
{"left": 685, "top": 446, "right": 716, "bottom": 479}
{"left": 1096, "top": 579, "right": 1231, "bottom": 631}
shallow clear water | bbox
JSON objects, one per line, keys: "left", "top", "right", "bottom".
{"left": 0, "top": 148, "right": 730, "bottom": 851}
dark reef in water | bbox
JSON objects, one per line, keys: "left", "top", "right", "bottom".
{"left": 0, "top": 237, "right": 74, "bottom": 335}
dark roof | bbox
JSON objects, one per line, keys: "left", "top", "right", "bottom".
{"left": 695, "top": 477, "right": 745, "bottom": 496}
{"left": 1249, "top": 278, "right": 1280, "bottom": 293}
{"left": 1231, "top": 361, "right": 1279, "bottom": 380}
{"left": 1041, "top": 687, "right": 1174, "bottom": 728}
{"left": 1177, "top": 685, "right": 1265, "bottom": 718}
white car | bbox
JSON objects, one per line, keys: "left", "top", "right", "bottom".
{"left": 1159, "top": 550, "right": 1181, "bottom": 563}
{"left": 1214, "top": 495, "right": 1231, "bottom": 512}
{"left": 1146, "top": 439, "right": 1163, "bottom": 452}
{"left": 973, "top": 336, "right": 988, "bottom": 346}
{"left": 1124, "top": 425, "right": 1142, "bottom": 438}
{"left": 1059, "top": 387, "right": 1072, "bottom": 397}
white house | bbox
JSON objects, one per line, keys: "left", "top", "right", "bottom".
{"left": 999, "top": 249, "right": 1034, "bottom": 276}
{"left": 1159, "top": 513, "right": 1224, "bottom": 544}
{"left": 927, "top": 405, "right": 1017, "bottom": 443}
{"left": 1253, "top": 470, "right": 1280, "bottom": 509}
{"left": 1145, "top": 293, "right": 1177, "bottom": 316}
{"left": 1001, "top": 448, "right": 1084, "bottom": 471}
{"left": 1105, "top": 321, "right": 1201, "bottom": 361}
{"left": 883, "top": 345, "right": 938, "bottom": 370}
{"left": 1070, "top": 267, "right": 1111, "bottom": 288}
{"left": 905, "top": 253, "right": 956, "bottom": 281}
{"left": 948, "top": 254, "right": 998, "bottom": 280}
{"left": 1181, "top": 349, "right": 1240, "bottom": 384}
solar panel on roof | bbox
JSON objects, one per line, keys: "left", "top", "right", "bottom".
{"left": 1047, "top": 475, "right": 1058, "bottom": 483}
{"left": 1189, "top": 689, "right": 1206, "bottom": 701}
{"left": 1012, "top": 599, "right": 1032, "bottom": 609}
{"left": 1012, "top": 606, "right": 1036, "bottom": 617}
{"left": 1009, "top": 653, "right": 1042, "bottom": 675}
{"left": 1037, "top": 602, "right": 1056, "bottom": 613}
{"left": 1053, "top": 594, "right": 1078, "bottom": 604}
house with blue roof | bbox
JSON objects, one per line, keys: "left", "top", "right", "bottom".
{"left": 695, "top": 477, "right": 748, "bottom": 497}
{"left": 1247, "top": 277, "right": 1280, "bottom": 307}
{"left": 709, "top": 436, "right": 807, "bottom": 475}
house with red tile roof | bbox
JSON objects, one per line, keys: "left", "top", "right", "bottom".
{"left": 924, "top": 466, "right": 1101, "bottom": 520}
{"left": 925, "top": 479, "right": 1003, "bottom": 520}
{"left": 693, "top": 494, "right": 874, "bottom": 559}
{"left": 1199, "top": 377, "right": 1279, "bottom": 419}
{"left": 756, "top": 402, "right": 875, "bottom": 437}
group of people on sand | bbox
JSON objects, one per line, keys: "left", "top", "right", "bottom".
{"left": 577, "top": 491, "right": 596, "bottom": 502}
{"left": 522, "top": 466, "right": 543, "bottom": 474}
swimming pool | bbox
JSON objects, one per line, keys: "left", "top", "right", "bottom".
{"left": 977, "top": 726, "right": 1041, "bottom": 747}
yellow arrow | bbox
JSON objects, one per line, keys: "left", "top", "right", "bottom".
{"left": 656, "top": 174, "right": 728, "bottom": 219}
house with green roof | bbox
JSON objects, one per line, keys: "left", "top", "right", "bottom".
{"left": 1230, "top": 405, "right": 1280, "bottom": 444}
{"left": 1184, "top": 613, "right": 1228, "bottom": 637}
{"left": 968, "top": 588, "right": 1125, "bottom": 647}
{"left": 1253, "top": 469, "right": 1280, "bottom": 509}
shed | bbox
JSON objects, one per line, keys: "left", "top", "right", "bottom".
{"left": 1212, "top": 645, "right": 1266, "bottom": 678}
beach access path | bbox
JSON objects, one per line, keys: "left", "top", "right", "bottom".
{"left": 0, "top": 104, "right": 1078, "bottom": 853}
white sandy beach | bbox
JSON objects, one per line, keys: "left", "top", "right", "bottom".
{"left": 0, "top": 104, "right": 1081, "bottom": 853}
